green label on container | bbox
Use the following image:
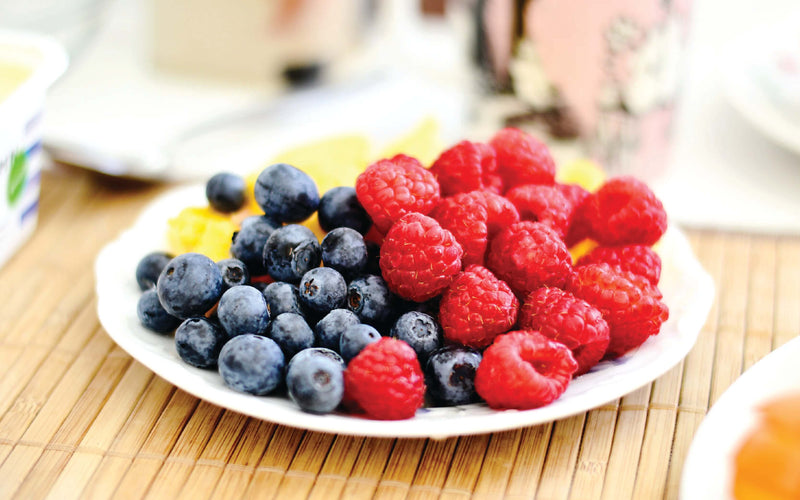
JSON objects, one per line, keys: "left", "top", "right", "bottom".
{"left": 7, "top": 151, "right": 27, "bottom": 206}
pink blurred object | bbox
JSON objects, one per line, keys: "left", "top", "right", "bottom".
{"left": 476, "top": 0, "right": 693, "bottom": 180}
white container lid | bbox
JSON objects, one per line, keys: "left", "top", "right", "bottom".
{"left": 0, "top": 30, "right": 68, "bottom": 117}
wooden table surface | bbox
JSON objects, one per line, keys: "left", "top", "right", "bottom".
{"left": 1, "top": 164, "right": 798, "bottom": 500}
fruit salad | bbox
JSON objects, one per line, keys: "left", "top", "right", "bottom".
{"left": 133, "top": 127, "right": 669, "bottom": 420}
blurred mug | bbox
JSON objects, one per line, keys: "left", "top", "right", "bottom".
{"left": 472, "top": 0, "right": 693, "bottom": 180}
{"left": 150, "top": 0, "right": 377, "bottom": 86}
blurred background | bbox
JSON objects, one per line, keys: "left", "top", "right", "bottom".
{"left": 1, "top": 0, "right": 798, "bottom": 232}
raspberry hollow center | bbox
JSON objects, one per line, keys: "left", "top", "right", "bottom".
{"left": 530, "top": 359, "right": 557, "bottom": 378}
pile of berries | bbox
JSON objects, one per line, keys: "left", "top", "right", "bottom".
{"left": 134, "top": 127, "right": 669, "bottom": 420}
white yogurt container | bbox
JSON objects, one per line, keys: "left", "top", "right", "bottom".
{"left": 0, "top": 31, "right": 67, "bottom": 269}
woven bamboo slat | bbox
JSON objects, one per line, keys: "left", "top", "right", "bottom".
{"left": 305, "top": 435, "right": 365, "bottom": 500}
{"left": 568, "top": 407, "right": 617, "bottom": 500}
{"left": 337, "top": 437, "right": 395, "bottom": 499}
{"left": 438, "top": 434, "right": 490, "bottom": 499}
{"left": 372, "top": 438, "right": 427, "bottom": 499}
{"left": 775, "top": 239, "right": 800, "bottom": 349}
{"left": 503, "top": 423, "right": 552, "bottom": 498}
{"left": 44, "top": 359, "right": 155, "bottom": 500}
{"left": 172, "top": 410, "right": 250, "bottom": 500}
{"left": 406, "top": 437, "right": 458, "bottom": 500}
{"left": 471, "top": 430, "right": 522, "bottom": 499}
{"left": 537, "top": 415, "right": 585, "bottom": 500}
{"left": 206, "top": 420, "right": 277, "bottom": 500}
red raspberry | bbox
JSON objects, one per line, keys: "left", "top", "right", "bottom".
{"left": 518, "top": 287, "right": 610, "bottom": 375}
{"left": 556, "top": 183, "right": 592, "bottom": 247}
{"left": 355, "top": 154, "right": 441, "bottom": 234}
{"left": 379, "top": 212, "right": 463, "bottom": 302}
{"left": 579, "top": 261, "right": 663, "bottom": 300}
{"left": 483, "top": 171, "right": 505, "bottom": 195}
{"left": 568, "top": 263, "right": 669, "bottom": 359}
{"left": 467, "top": 190, "right": 520, "bottom": 237}
{"left": 576, "top": 245, "right": 662, "bottom": 285}
{"left": 487, "top": 221, "right": 573, "bottom": 297}
{"left": 431, "top": 193, "right": 489, "bottom": 267}
{"left": 505, "top": 184, "right": 572, "bottom": 238}
{"left": 344, "top": 338, "right": 426, "bottom": 420}
{"left": 619, "top": 267, "right": 663, "bottom": 299}
{"left": 556, "top": 183, "right": 591, "bottom": 208}
{"left": 439, "top": 265, "right": 519, "bottom": 349}
{"left": 585, "top": 176, "right": 667, "bottom": 246}
{"left": 340, "top": 377, "right": 364, "bottom": 414}
{"left": 489, "top": 127, "right": 556, "bottom": 190}
{"left": 429, "top": 140, "right": 503, "bottom": 196}
{"left": 475, "top": 330, "right": 578, "bottom": 409}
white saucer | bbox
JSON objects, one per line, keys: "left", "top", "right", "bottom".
{"left": 719, "top": 12, "right": 800, "bottom": 156}
{"left": 681, "top": 337, "right": 800, "bottom": 500}
{"left": 42, "top": 0, "right": 468, "bottom": 182}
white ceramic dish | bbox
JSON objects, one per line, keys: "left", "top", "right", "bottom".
{"left": 720, "top": 12, "right": 800, "bottom": 156}
{"left": 680, "top": 336, "right": 800, "bottom": 500}
{"left": 95, "top": 185, "right": 714, "bottom": 438}
{"left": 42, "top": 0, "right": 468, "bottom": 182}
{"left": 46, "top": 69, "right": 468, "bottom": 182}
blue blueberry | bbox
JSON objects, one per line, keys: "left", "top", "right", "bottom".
{"left": 218, "top": 334, "right": 285, "bottom": 395}
{"left": 231, "top": 215, "right": 278, "bottom": 277}
{"left": 315, "top": 308, "right": 360, "bottom": 351}
{"left": 217, "top": 258, "right": 250, "bottom": 289}
{"left": 299, "top": 267, "right": 347, "bottom": 315}
{"left": 425, "top": 345, "right": 482, "bottom": 406}
{"left": 390, "top": 311, "right": 442, "bottom": 364}
{"left": 206, "top": 172, "right": 246, "bottom": 213}
{"left": 321, "top": 227, "right": 368, "bottom": 279}
{"left": 157, "top": 253, "right": 224, "bottom": 319}
{"left": 253, "top": 163, "right": 319, "bottom": 223}
{"left": 137, "top": 289, "right": 180, "bottom": 333}
{"left": 175, "top": 317, "right": 227, "bottom": 368}
{"left": 290, "top": 346, "right": 346, "bottom": 368}
{"left": 268, "top": 312, "right": 314, "bottom": 360}
{"left": 339, "top": 323, "right": 381, "bottom": 363}
{"left": 346, "top": 274, "right": 395, "bottom": 327}
{"left": 262, "top": 281, "right": 304, "bottom": 317}
{"left": 263, "top": 224, "right": 321, "bottom": 283}
{"left": 217, "top": 285, "right": 270, "bottom": 339}
{"left": 318, "top": 186, "right": 371, "bottom": 234}
{"left": 286, "top": 348, "right": 345, "bottom": 414}
{"left": 136, "top": 252, "right": 173, "bottom": 291}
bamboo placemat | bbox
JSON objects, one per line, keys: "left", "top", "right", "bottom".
{"left": 0, "top": 165, "right": 798, "bottom": 500}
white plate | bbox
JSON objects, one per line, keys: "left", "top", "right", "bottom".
{"left": 46, "top": 71, "right": 469, "bottom": 182}
{"left": 680, "top": 337, "right": 800, "bottom": 500}
{"left": 42, "top": 0, "right": 468, "bottom": 182}
{"left": 719, "top": 12, "right": 800, "bottom": 156}
{"left": 94, "top": 185, "right": 714, "bottom": 438}
{"left": 41, "top": 0, "right": 472, "bottom": 182}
